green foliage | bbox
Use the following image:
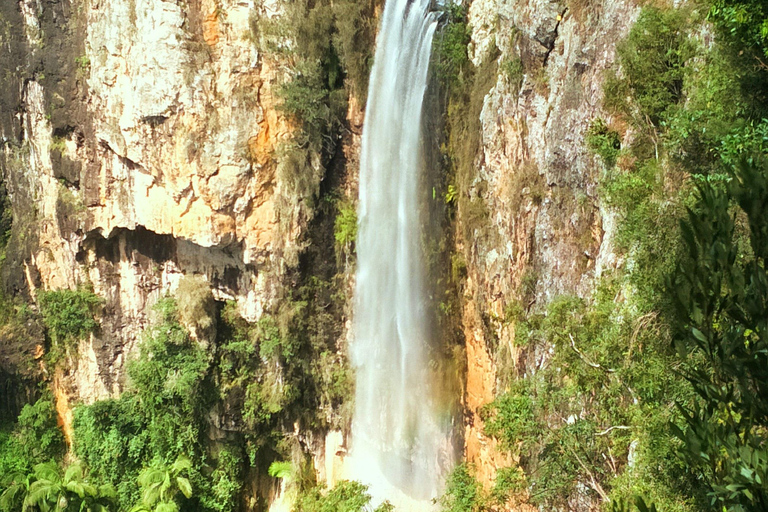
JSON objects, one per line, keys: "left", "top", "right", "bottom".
{"left": 295, "top": 480, "right": 391, "bottom": 512}
{"left": 128, "top": 297, "right": 210, "bottom": 415}
{"left": 437, "top": 464, "right": 486, "bottom": 512}
{"left": 75, "top": 55, "right": 90, "bottom": 70}
{"left": 15, "top": 398, "right": 65, "bottom": 464}
{"left": 432, "top": 3, "right": 471, "bottom": 91}
{"left": 201, "top": 451, "right": 243, "bottom": 512}
{"left": 49, "top": 136, "right": 67, "bottom": 154}
{"left": 668, "top": 158, "right": 768, "bottom": 510}
{"left": 176, "top": 276, "right": 216, "bottom": 341}
{"left": 610, "top": 496, "right": 658, "bottom": 512}
{"left": 708, "top": 0, "right": 768, "bottom": 58}
{"left": 501, "top": 58, "right": 523, "bottom": 92}
{"left": 278, "top": 60, "right": 347, "bottom": 150}
{"left": 442, "top": 39, "right": 499, "bottom": 243}
{"left": 482, "top": 385, "right": 536, "bottom": 455}
{"left": 483, "top": 276, "right": 701, "bottom": 510}
{"left": 0, "top": 429, "right": 27, "bottom": 480}
{"left": 254, "top": 0, "right": 376, "bottom": 165}
{"left": 604, "top": 7, "right": 694, "bottom": 127}
{"left": 0, "top": 398, "right": 66, "bottom": 506}
{"left": 72, "top": 297, "right": 222, "bottom": 511}
{"left": 586, "top": 118, "right": 621, "bottom": 168}
{"left": 268, "top": 461, "right": 293, "bottom": 481}
{"left": 38, "top": 286, "right": 101, "bottom": 351}
{"left": 331, "top": 0, "right": 378, "bottom": 101}
{"left": 131, "top": 456, "right": 194, "bottom": 512}
{"left": 20, "top": 462, "right": 116, "bottom": 512}
{"left": 333, "top": 200, "right": 357, "bottom": 262}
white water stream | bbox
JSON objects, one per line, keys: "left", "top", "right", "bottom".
{"left": 349, "top": 0, "right": 452, "bottom": 507}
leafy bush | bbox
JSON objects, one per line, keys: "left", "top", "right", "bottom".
{"left": 438, "top": 464, "right": 485, "bottom": 512}
{"left": 0, "top": 398, "right": 66, "bottom": 483}
{"left": 586, "top": 118, "right": 621, "bottom": 168}
{"left": 501, "top": 58, "right": 523, "bottom": 92}
{"left": 708, "top": 0, "right": 768, "bottom": 58}
{"left": 334, "top": 200, "right": 357, "bottom": 262}
{"left": 72, "top": 297, "right": 219, "bottom": 510}
{"left": 432, "top": 3, "right": 471, "bottom": 91}
{"left": 278, "top": 60, "right": 347, "bottom": 151}
{"left": 604, "top": 7, "right": 693, "bottom": 127}
{"left": 484, "top": 276, "right": 701, "bottom": 509}
{"left": 296, "top": 480, "right": 392, "bottom": 512}
{"left": 668, "top": 158, "right": 768, "bottom": 510}
{"left": 37, "top": 286, "right": 101, "bottom": 349}
{"left": 15, "top": 398, "right": 65, "bottom": 464}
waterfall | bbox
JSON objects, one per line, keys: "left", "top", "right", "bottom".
{"left": 350, "top": 0, "right": 451, "bottom": 507}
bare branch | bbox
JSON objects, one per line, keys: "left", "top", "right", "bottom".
{"left": 596, "top": 425, "right": 632, "bottom": 436}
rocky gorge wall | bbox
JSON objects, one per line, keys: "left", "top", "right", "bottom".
{"left": 457, "top": 0, "right": 639, "bottom": 492}
{"left": 0, "top": 0, "right": 644, "bottom": 508}
{"left": 0, "top": 0, "right": 340, "bottom": 397}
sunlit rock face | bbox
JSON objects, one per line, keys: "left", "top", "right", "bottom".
{"left": 458, "top": 0, "right": 639, "bottom": 497}
{"left": 0, "top": 0, "right": 321, "bottom": 399}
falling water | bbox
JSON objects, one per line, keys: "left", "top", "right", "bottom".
{"left": 350, "top": 0, "right": 451, "bottom": 507}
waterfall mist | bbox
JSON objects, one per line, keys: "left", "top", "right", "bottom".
{"left": 350, "top": 0, "right": 453, "bottom": 506}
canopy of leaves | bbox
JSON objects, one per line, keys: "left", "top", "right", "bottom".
{"left": 669, "top": 158, "right": 768, "bottom": 510}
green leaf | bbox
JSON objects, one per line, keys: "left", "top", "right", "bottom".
{"left": 175, "top": 477, "right": 192, "bottom": 499}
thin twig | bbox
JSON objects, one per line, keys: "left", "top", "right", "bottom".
{"left": 596, "top": 425, "right": 632, "bottom": 436}
{"left": 565, "top": 444, "right": 610, "bottom": 502}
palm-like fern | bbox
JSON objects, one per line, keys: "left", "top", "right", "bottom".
{"left": 130, "top": 457, "right": 193, "bottom": 512}
{"left": 0, "top": 472, "right": 31, "bottom": 512}
{"left": 20, "top": 462, "right": 115, "bottom": 512}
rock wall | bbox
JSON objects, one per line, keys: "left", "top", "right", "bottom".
{"left": 0, "top": 0, "right": 326, "bottom": 400}
{"left": 458, "top": 0, "right": 638, "bottom": 492}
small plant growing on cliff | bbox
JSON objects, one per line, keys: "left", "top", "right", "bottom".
{"left": 438, "top": 464, "right": 487, "bottom": 512}
{"left": 433, "top": 3, "right": 471, "bottom": 91}
{"left": 175, "top": 275, "right": 216, "bottom": 342}
{"left": 501, "top": 57, "right": 524, "bottom": 92}
{"left": 603, "top": 6, "right": 693, "bottom": 127}
{"left": 334, "top": 199, "right": 357, "bottom": 266}
{"left": 586, "top": 118, "right": 621, "bottom": 168}
{"left": 38, "top": 286, "right": 101, "bottom": 352}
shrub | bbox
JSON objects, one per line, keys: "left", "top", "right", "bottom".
{"left": 669, "top": 158, "right": 768, "bottom": 510}
{"left": 604, "top": 7, "right": 694, "bottom": 127}
{"left": 708, "top": 0, "right": 768, "bottom": 58}
{"left": 334, "top": 200, "right": 357, "bottom": 262}
{"left": 482, "top": 387, "right": 537, "bottom": 455}
{"left": 73, "top": 297, "right": 212, "bottom": 509}
{"left": 438, "top": 464, "right": 486, "bottom": 512}
{"left": 15, "top": 398, "right": 65, "bottom": 464}
{"left": 176, "top": 275, "right": 216, "bottom": 341}
{"left": 433, "top": 3, "right": 471, "bottom": 91}
{"left": 37, "top": 286, "right": 101, "bottom": 351}
{"left": 586, "top": 118, "right": 621, "bottom": 168}
{"left": 332, "top": 0, "right": 378, "bottom": 101}
{"left": 501, "top": 58, "right": 523, "bottom": 92}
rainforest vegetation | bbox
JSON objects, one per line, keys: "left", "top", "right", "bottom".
{"left": 437, "top": 0, "right": 768, "bottom": 510}
{"left": 0, "top": 0, "right": 767, "bottom": 510}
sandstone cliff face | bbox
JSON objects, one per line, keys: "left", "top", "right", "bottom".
{"left": 0, "top": 0, "right": 324, "bottom": 400}
{"left": 459, "top": 0, "right": 638, "bottom": 491}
